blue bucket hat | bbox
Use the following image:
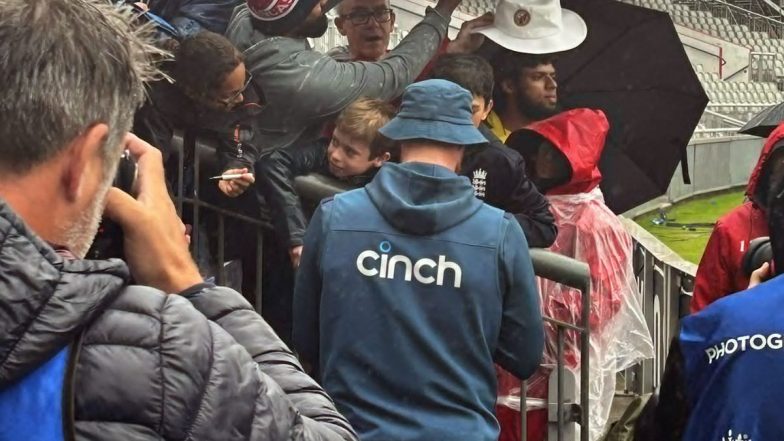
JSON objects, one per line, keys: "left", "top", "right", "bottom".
{"left": 379, "top": 79, "right": 487, "bottom": 146}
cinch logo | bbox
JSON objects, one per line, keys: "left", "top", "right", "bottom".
{"left": 721, "top": 429, "right": 751, "bottom": 441}
{"left": 356, "top": 241, "right": 462, "bottom": 288}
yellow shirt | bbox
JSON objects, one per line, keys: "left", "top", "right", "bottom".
{"left": 485, "top": 110, "right": 512, "bottom": 143}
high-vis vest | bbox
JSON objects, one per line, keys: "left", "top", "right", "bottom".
{"left": 680, "top": 274, "right": 784, "bottom": 441}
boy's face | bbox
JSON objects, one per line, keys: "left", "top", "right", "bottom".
{"left": 535, "top": 143, "right": 563, "bottom": 178}
{"left": 525, "top": 141, "right": 570, "bottom": 193}
{"left": 471, "top": 95, "right": 494, "bottom": 128}
{"left": 327, "top": 127, "right": 388, "bottom": 179}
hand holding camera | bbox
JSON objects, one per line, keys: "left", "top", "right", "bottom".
{"left": 103, "top": 134, "right": 203, "bottom": 294}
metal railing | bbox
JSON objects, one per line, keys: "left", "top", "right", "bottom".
{"left": 170, "top": 133, "right": 270, "bottom": 311}
{"left": 171, "top": 139, "right": 705, "bottom": 437}
{"left": 750, "top": 51, "right": 779, "bottom": 82}
{"left": 527, "top": 250, "right": 591, "bottom": 441}
{"left": 620, "top": 219, "right": 695, "bottom": 394}
{"left": 695, "top": 108, "right": 746, "bottom": 138}
{"left": 688, "top": 0, "right": 784, "bottom": 36}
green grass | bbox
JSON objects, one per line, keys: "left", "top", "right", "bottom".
{"left": 634, "top": 190, "right": 746, "bottom": 264}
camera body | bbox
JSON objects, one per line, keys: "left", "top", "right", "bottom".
{"left": 85, "top": 151, "right": 137, "bottom": 260}
{"left": 741, "top": 237, "right": 773, "bottom": 279}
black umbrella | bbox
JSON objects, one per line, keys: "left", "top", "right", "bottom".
{"left": 481, "top": 0, "right": 708, "bottom": 213}
{"left": 557, "top": 0, "right": 708, "bottom": 213}
{"left": 739, "top": 102, "right": 784, "bottom": 138}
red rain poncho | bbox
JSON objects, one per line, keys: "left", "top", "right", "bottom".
{"left": 498, "top": 109, "right": 653, "bottom": 441}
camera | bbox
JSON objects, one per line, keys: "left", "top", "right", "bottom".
{"left": 85, "top": 151, "right": 137, "bottom": 260}
{"left": 741, "top": 237, "right": 773, "bottom": 278}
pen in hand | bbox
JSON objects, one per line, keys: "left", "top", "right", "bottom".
{"left": 209, "top": 173, "right": 253, "bottom": 181}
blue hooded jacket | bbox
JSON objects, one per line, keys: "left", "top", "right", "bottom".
{"left": 679, "top": 273, "right": 784, "bottom": 441}
{"left": 147, "top": 0, "right": 243, "bottom": 37}
{"left": 293, "top": 162, "right": 544, "bottom": 441}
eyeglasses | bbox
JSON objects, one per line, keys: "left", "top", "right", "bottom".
{"left": 342, "top": 8, "right": 393, "bottom": 26}
{"left": 217, "top": 73, "right": 253, "bottom": 108}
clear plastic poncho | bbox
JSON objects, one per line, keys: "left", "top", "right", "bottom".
{"left": 497, "top": 187, "right": 654, "bottom": 441}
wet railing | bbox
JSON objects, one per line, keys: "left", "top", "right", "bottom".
{"left": 171, "top": 133, "right": 269, "bottom": 311}
{"left": 527, "top": 250, "right": 591, "bottom": 441}
{"left": 620, "top": 219, "right": 696, "bottom": 395}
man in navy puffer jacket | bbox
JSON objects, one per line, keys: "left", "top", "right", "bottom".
{"left": 0, "top": 1, "right": 355, "bottom": 440}
{"left": 293, "top": 79, "right": 545, "bottom": 441}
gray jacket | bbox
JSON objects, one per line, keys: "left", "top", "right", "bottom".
{"left": 225, "top": 5, "right": 450, "bottom": 154}
{"left": 0, "top": 201, "right": 356, "bottom": 441}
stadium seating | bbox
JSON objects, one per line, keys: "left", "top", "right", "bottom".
{"left": 446, "top": 0, "right": 784, "bottom": 134}
{"left": 309, "top": 0, "right": 784, "bottom": 137}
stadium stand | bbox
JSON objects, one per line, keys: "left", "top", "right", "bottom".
{"left": 309, "top": 0, "right": 784, "bottom": 137}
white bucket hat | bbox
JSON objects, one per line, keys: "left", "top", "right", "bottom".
{"left": 475, "top": 0, "right": 587, "bottom": 54}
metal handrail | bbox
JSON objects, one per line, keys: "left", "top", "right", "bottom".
{"left": 701, "top": 108, "right": 747, "bottom": 127}
{"left": 701, "top": 0, "right": 784, "bottom": 26}
{"left": 529, "top": 249, "right": 591, "bottom": 441}
{"left": 171, "top": 133, "right": 269, "bottom": 310}
{"left": 691, "top": 0, "right": 784, "bottom": 35}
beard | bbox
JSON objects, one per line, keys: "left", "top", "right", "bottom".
{"left": 295, "top": 14, "right": 329, "bottom": 38}
{"left": 60, "top": 171, "right": 115, "bottom": 259}
{"left": 517, "top": 94, "right": 561, "bottom": 123}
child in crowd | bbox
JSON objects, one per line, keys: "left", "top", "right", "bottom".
{"left": 257, "top": 97, "right": 396, "bottom": 267}
{"left": 501, "top": 109, "right": 653, "bottom": 441}
{"left": 430, "top": 54, "right": 557, "bottom": 248}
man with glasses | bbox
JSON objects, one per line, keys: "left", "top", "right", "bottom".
{"left": 330, "top": 0, "right": 397, "bottom": 62}
{"left": 329, "top": 0, "right": 494, "bottom": 64}
{"left": 227, "top": 0, "right": 497, "bottom": 155}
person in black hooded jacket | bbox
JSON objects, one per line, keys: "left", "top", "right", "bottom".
{"left": 0, "top": 2, "right": 356, "bottom": 440}
{"left": 431, "top": 54, "right": 557, "bottom": 248}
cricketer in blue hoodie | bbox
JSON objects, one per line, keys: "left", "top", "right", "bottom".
{"left": 293, "top": 79, "right": 545, "bottom": 441}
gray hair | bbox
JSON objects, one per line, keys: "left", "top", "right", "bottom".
{"left": 336, "top": 0, "right": 392, "bottom": 16}
{"left": 0, "top": 0, "right": 164, "bottom": 176}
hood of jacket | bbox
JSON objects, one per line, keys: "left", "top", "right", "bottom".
{"left": 0, "top": 201, "right": 128, "bottom": 387}
{"left": 747, "top": 122, "right": 784, "bottom": 206}
{"left": 226, "top": 5, "right": 311, "bottom": 77}
{"left": 365, "top": 162, "right": 483, "bottom": 235}
{"left": 524, "top": 108, "right": 610, "bottom": 195}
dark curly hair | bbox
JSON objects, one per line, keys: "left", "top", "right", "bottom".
{"left": 171, "top": 31, "right": 243, "bottom": 101}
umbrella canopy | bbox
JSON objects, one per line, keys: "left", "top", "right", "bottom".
{"left": 556, "top": 0, "right": 708, "bottom": 213}
{"left": 481, "top": 0, "right": 708, "bottom": 213}
{"left": 739, "top": 102, "right": 784, "bottom": 138}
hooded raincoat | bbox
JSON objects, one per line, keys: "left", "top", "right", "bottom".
{"left": 690, "top": 123, "right": 784, "bottom": 313}
{"left": 497, "top": 109, "right": 653, "bottom": 441}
